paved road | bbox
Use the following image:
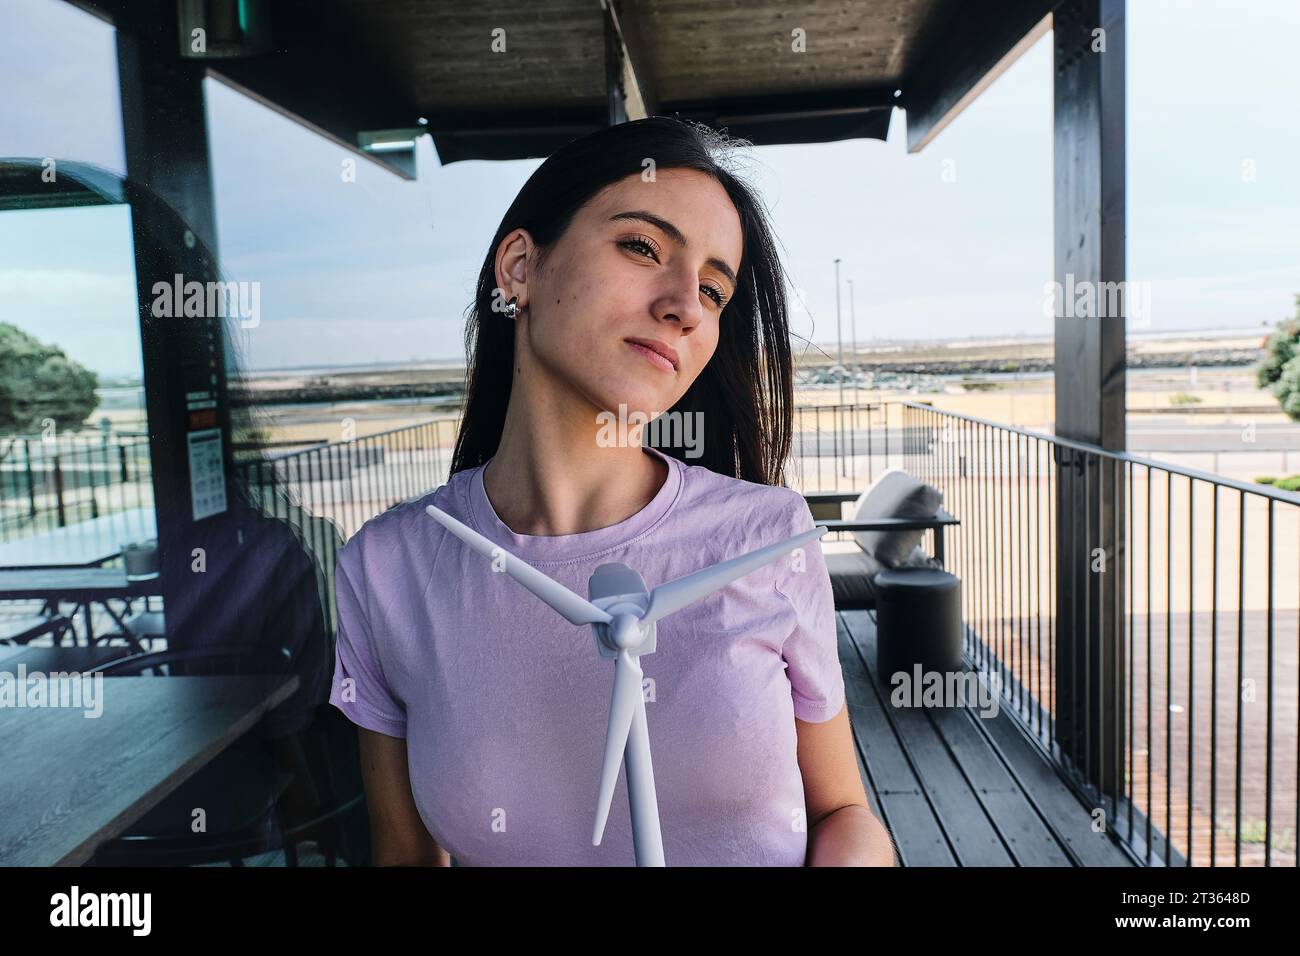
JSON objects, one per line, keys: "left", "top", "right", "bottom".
{"left": 791, "top": 422, "right": 1300, "bottom": 457}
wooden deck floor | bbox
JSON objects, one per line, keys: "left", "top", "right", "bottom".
{"left": 838, "top": 609, "right": 1135, "bottom": 866}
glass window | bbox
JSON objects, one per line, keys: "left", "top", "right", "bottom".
{"left": 0, "top": 0, "right": 126, "bottom": 176}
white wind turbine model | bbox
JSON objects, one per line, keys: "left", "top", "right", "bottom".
{"left": 425, "top": 502, "right": 827, "bottom": 867}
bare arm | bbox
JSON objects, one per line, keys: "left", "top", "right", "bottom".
{"left": 795, "top": 703, "right": 896, "bottom": 866}
{"left": 358, "top": 727, "right": 451, "bottom": 866}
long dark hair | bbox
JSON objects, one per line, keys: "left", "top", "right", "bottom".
{"left": 449, "top": 116, "right": 794, "bottom": 486}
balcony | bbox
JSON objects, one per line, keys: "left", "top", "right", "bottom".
{"left": 5, "top": 398, "right": 1296, "bottom": 867}
{"left": 800, "top": 400, "right": 1300, "bottom": 867}
{"left": 839, "top": 606, "right": 1135, "bottom": 865}
{"left": 223, "top": 400, "right": 1296, "bottom": 866}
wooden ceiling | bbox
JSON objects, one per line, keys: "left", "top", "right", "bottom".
{"left": 83, "top": 0, "right": 1057, "bottom": 169}
{"left": 313, "top": 0, "right": 956, "bottom": 109}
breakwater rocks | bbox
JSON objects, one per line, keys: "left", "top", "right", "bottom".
{"left": 819, "top": 348, "right": 1265, "bottom": 376}
{"left": 230, "top": 381, "right": 463, "bottom": 406}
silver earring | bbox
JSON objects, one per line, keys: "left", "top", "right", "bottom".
{"left": 504, "top": 296, "right": 520, "bottom": 320}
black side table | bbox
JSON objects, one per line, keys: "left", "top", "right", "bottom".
{"left": 874, "top": 567, "right": 963, "bottom": 680}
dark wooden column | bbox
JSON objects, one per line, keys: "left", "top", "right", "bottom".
{"left": 1053, "top": 0, "right": 1127, "bottom": 808}
{"left": 114, "top": 0, "right": 234, "bottom": 647}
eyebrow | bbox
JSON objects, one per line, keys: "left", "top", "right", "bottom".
{"left": 609, "top": 210, "right": 738, "bottom": 292}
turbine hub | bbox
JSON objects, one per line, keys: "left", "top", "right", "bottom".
{"left": 609, "top": 614, "right": 645, "bottom": 651}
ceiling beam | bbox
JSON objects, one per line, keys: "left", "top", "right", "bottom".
{"left": 80, "top": 0, "right": 422, "bottom": 179}
{"left": 205, "top": 72, "right": 419, "bottom": 181}
{"left": 665, "top": 87, "right": 896, "bottom": 146}
{"left": 603, "top": 0, "right": 654, "bottom": 123}
{"left": 904, "top": 0, "right": 1058, "bottom": 153}
{"left": 425, "top": 106, "right": 608, "bottom": 163}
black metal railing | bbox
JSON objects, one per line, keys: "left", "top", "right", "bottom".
{"left": 234, "top": 417, "right": 460, "bottom": 635}
{"left": 788, "top": 401, "right": 936, "bottom": 490}
{"left": 896, "top": 400, "right": 1299, "bottom": 868}
{"left": 0, "top": 432, "right": 152, "bottom": 543}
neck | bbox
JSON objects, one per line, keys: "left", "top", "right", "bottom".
{"left": 482, "top": 366, "right": 668, "bottom": 537}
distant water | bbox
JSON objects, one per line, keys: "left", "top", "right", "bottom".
{"left": 95, "top": 385, "right": 145, "bottom": 412}
{"left": 242, "top": 360, "right": 462, "bottom": 378}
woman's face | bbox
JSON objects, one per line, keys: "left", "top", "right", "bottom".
{"left": 497, "top": 167, "right": 744, "bottom": 421}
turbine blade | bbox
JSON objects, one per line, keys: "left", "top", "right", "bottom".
{"left": 643, "top": 524, "right": 827, "bottom": 623}
{"left": 592, "top": 649, "right": 642, "bottom": 846}
{"left": 425, "top": 505, "right": 611, "bottom": 626}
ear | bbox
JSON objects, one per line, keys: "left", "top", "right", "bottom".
{"left": 495, "top": 229, "right": 534, "bottom": 308}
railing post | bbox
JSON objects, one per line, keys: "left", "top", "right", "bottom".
{"left": 52, "top": 454, "right": 66, "bottom": 527}
{"left": 90, "top": 446, "right": 100, "bottom": 520}
{"left": 24, "top": 439, "right": 37, "bottom": 520}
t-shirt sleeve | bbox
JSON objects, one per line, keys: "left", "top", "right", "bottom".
{"left": 328, "top": 539, "right": 407, "bottom": 738}
{"left": 773, "top": 493, "right": 847, "bottom": 723}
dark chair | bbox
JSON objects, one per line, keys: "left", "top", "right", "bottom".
{"left": 805, "top": 490, "right": 960, "bottom": 610}
{"left": 271, "top": 704, "right": 369, "bottom": 867}
{"left": 1, "top": 613, "right": 74, "bottom": 645}
{"left": 83, "top": 646, "right": 297, "bottom": 867}
{"left": 93, "top": 608, "right": 164, "bottom": 653}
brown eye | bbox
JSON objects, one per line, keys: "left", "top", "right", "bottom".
{"left": 618, "top": 236, "right": 660, "bottom": 259}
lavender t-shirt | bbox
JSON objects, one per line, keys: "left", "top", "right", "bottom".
{"left": 328, "top": 444, "right": 846, "bottom": 866}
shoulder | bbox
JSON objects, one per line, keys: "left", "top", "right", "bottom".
{"left": 337, "top": 465, "right": 478, "bottom": 576}
{"left": 674, "top": 456, "right": 813, "bottom": 536}
{"left": 683, "top": 474, "right": 827, "bottom": 596}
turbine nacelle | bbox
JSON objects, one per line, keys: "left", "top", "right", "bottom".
{"left": 588, "top": 563, "right": 655, "bottom": 660}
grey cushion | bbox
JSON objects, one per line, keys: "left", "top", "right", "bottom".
{"left": 897, "top": 543, "right": 945, "bottom": 570}
{"left": 850, "top": 468, "right": 943, "bottom": 567}
{"left": 825, "top": 550, "right": 885, "bottom": 609}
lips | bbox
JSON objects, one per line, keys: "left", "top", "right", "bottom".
{"left": 624, "top": 337, "right": 679, "bottom": 372}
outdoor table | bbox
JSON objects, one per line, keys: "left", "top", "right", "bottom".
{"left": 0, "top": 508, "right": 156, "bottom": 570}
{"left": 0, "top": 643, "right": 139, "bottom": 675}
{"left": 0, "top": 673, "right": 300, "bottom": 865}
{"left": 0, "top": 568, "right": 162, "bottom": 646}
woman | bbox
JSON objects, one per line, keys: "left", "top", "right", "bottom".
{"left": 329, "top": 116, "right": 895, "bottom": 866}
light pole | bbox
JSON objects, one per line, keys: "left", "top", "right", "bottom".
{"left": 834, "top": 258, "right": 844, "bottom": 476}
{"left": 834, "top": 258, "right": 843, "bottom": 408}
{"left": 848, "top": 278, "right": 858, "bottom": 408}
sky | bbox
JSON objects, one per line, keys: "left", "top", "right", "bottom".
{"left": 0, "top": 0, "right": 1297, "bottom": 377}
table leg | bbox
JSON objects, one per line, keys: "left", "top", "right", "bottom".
{"left": 100, "top": 600, "right": 147, "bottom": 653}
{"left": 101, "top": 599, "right": 131, "bottom": 634}
{"left": 57, "top": 603, "right": 77, "bottom": 646}
{"left": 82, "top": 602, "right": 93, "bottom": 646}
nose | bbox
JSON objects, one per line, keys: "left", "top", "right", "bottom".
{"left": 652, "top": 262, "right": 705, "bottom": 335}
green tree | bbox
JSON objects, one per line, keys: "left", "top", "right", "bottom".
{"left": 1256, "top": 295, "right": 1300, "bottom": 423}
{"left": 0, "top": 323, "right": 100, "bottom": 434}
